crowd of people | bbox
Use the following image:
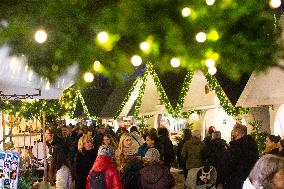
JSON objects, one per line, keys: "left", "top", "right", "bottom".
{"left": 44, "top": 123, "right": 175, "bottom": 189}
{"left": 43, "top": 122, "right": 284, "bottom": 189}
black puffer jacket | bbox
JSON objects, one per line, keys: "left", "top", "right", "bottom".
{"left": 224, "top": 135, "right": 259, "bottom": 189}
{"left": 157, "top": 135, "right": 175, "bottom": 168}
{"left": 121, "top": 157, "right": 144, "bottom": 189}
{"left": 140, "top": 164, "right": 175, "bottom": 189}
{"left": 74, "top": 149, "right": 97, "bottom": 189}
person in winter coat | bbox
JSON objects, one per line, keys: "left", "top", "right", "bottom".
{"left": 182, "top": 130, "right": 205, "bottom": 179}
{"left": 263, "top": 134, "right": 281, "bottom": 155}
{"left": 51, "top": 150, "right": 73, "bottom": 189}
{"left": 130, "top": 126, "right": 145, "bottom": 148}
{"left": 242, "top": 154, "right": 284, "bottom": 189}
{"left": 176, "top": 129, "right": 192, "bottom": 179}
{"left": 157, "top": 127, "right": 175, "bottom": 169}
{"left": 121, "top": 157, "right": 144, "bottom": 189}
{"left": 137, "top": 133, "right": 159, "bottom": 157}
{"left": 86, "top": 145, "right": 123, "bottom": 189}
{"left": 224, "top": 123, "right": 259, "bottom": 189}
{"left": 74, "top": 134, "right": 97, "bottom": 189}
{"left": 115, "top": 133, "right": 138, "bottom": 172}
{"left": 203, "top": 131, "right": 228, "bottom": 186}
{"left": 203, "top": 126, "right": 216, "bottom": 146}
{"left": 140, "top": 148, "right": 175, "bottom": 189}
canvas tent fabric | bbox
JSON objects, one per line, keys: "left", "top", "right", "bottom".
{"left": 0, "top": 46, "right": 77, "bottom": 100}
{"left": 236, "top": 66, "right": 284, "bottom": 107}
{"left": 99, "top": 77, "right": 142, "bottom": 118}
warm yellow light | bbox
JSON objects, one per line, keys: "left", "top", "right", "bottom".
{"left": 140, "top": 42, "right": 150, "bottom": 51}
{"left": 205, "top": 59, "right": 215, "bottom": 68}
{"left": 170, "top": 58, "right": 181, "bottom": 68}
{"left": 182, "top": 7, "right": 192, "bottom": 17}
{"left": 206, "top": 0, "right": 215, "bottom": 6}
{"left": 208, "top": 66, "right": 217, "bottom": 75}
{"left": 93, "top": 61, "right": 101, "bottom": 71}
{"left": 196, "top": 32, "right": 207, "bottom": 43}
{"left": 97, "top": 32, "right": 109, "bottom": 43}
{"left": 35, "top": 30, "right": 47, "bottom": 43}
{"left": 269, "top": 0, "right": 281, "bottom": 8}
{"left": 84, "top": 72, "right": 94, "bottom": 82}
{"left": 131, "top": 55, "right": 142, "bottom": 66}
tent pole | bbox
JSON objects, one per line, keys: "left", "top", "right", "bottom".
{"left": 42, "top": 112, "right": 47, "bottom": 181}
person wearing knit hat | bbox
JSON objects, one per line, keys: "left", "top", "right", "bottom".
{"left": 86, "top": 145, "right": 123, "bottom": 189}
{"left": 144, "top": 148, "right": 160, "bottom": 162}
{"left": 140, "top": 148, "right": 175, "bottom": 189}
{"left": 97, "top": 144, "right": 114, "bottom": 158}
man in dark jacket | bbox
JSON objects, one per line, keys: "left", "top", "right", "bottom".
{"left": 203, "top": 131, "right": 228, "bottom": 186}
{"left": 224, "top": 123, "right": 259, "bottom": 189}
{"left": 157, "top": 127, "right": 175, "bottom": 169}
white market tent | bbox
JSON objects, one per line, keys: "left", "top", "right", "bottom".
{"left": 0, "top": 46, "right": 77, "bottom": 100}
{"left": 236, "top": 65, "right": 284, "bottom": 107}
{"left": 178, "top": 70, "right": 240, "bottom": 142}
{"left": 181, "top": 70, "right": 220, "bottom": 111}
{"left": 236, "top": 64, "right": 284, "bottom": 137}
{"left": 136, "top": 63, "right": 174, "bottom": 117}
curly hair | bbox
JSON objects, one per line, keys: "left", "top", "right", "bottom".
{"left": 77, "top": 134, "right": 93, "bottom": 152}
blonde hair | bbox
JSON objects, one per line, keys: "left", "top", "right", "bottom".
{"left": 115, "top": 133, "right": 133, "bottom": 169}
{"left": 192, "top": 130, "right": 201, "bottom": 138}
{"left": 77, "top": 134, "right": 93, "bottom": 152}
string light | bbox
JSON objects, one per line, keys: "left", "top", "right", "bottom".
{"left": 114, "top": 77, "right": 142, "bottom": 119}
{"left": 205, "top": 59, "right": 215, "bottom": 68}
{"left": 269, "top": 0, "right": 281, "bottom": 8}
{"left": 97, "top": 31, "right": 109, "bottom": 43}
{"left": 134, "top": 63, "right": 175, "bottom": 119}
{"left": 83, "top": 72, "right": 94, "bottom": 82}
{"left": 175, "top": 71, "right": 249, "bottom": 117}
{"left": 208, "top": 66, "right": 217, "bottom": 75}
{"left": 182, "top": 7, "right": 192, "bottom": 17}
{"left": 196, "top": 32, "right": 207, "bottom": 43}
{"left": 131, "top": 55, "right": 142, "bottom": 66}
{"left": 140, "top": 42, "right": 150, "bottom": 51}
{"left": 34, "top": 30, "right": 47, "bottom": 43}
{"left": 170, "top": 58, "right": 181, "bottom": 68}
{"left": 206, "top": 0, "right": 215, "bottom": 6}
{"left": 93, "top": 61, "right": 101, "bottom": 71}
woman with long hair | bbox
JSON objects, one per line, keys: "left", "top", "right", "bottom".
{"left": 102, "top": 134, "right": 117, "bottom": 150}
{"left": 263, "top": 134, "right": 281, "bottom": 155}
{"left": 51, "top": 150, "right": 72, "bottom": 189}
{"left": 75, "top": 134, "right": 97, "bottom": 189}
{"left": 115, "top": 133, "right": 138, "bottom": 172}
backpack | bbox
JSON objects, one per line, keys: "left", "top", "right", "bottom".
{"left": 196, "top": 166, "right": 217, "bottom": 189}
{"left": 90, "top": 171, "right": 106, "bottom": 189}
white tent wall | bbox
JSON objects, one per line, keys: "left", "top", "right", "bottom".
{"left": 270, "top": 104, "right": 284, "bottom": 138}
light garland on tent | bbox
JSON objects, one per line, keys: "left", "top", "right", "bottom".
{"left": 204, "top": 73, "right": 249, "bottom": 116}
{"left": 175, "top": 71, "right": 194, "bottom": 118}
{"left": 69, "top": 91, "right": 79, "bottom": 119}
{"left": 70, "top": 90, "right": 97, "bottom": 120}
{"left": 113, "top": 76, "right": 142, "bottom": 119}
{"left": 134, "top": 63, "right": 175, "bottom": 119}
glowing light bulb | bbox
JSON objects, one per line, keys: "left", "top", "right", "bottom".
{"left": 93, "top": 61, "right": 101, "bottom": 71}
{"left": 140, "top": 42, "right": 150, "bottom": 51}
{"left": 208, "top": 66, "right": 217, "bottom": 75}
{"left": 205, "top": 59, "right": 215, "bottom": 68}
{"left": 206, "top": 0, "right": 215, "bottom": 6}
{"left": 84, "top": 72, "right": 94, "bottom": 82}
{"left": 196, "top": 32, "right": 207, "bottom": 43}
{"left": 182, "top": 7, "right": 192, "bottom": 17}
{"left": 269, "top": 0, "right": 281, "bottom": 8}
{"left": 170, "top": 58, "right": 180, "bottom": 68}
{"left": 97, "top": 32, "right": 109, "bottom": 43}
{"left": 35, "top": 30, "right": 47, "bottom": 43}
{"left": 131, "top": 55, "right": 142, "bottom": 66}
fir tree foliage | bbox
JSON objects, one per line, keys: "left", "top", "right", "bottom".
{"left": 0, "top": 0, "right": 281, "bottom": 82}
